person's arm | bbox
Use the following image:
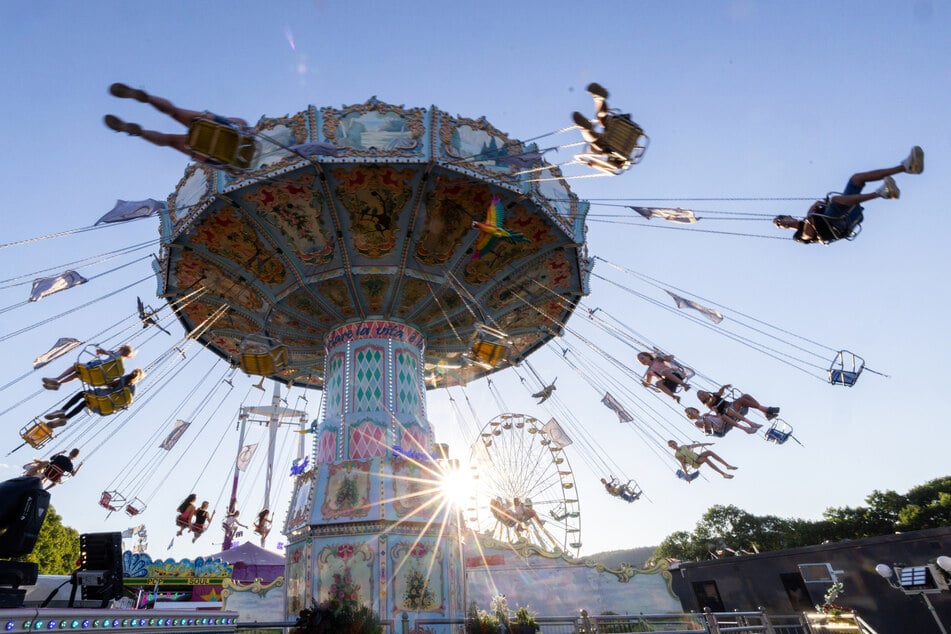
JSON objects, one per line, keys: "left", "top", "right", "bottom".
{"left": 72, "top": 462, "right": 83, "bottom": 475}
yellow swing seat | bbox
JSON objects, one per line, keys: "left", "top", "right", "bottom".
{"left": 240, "top": 344, "right": 289, "bottom": 376}
{"left": 20, "top": 420, "right": 54, "bottom": 449}
{"left": 83, "top": 387, "right": 133, "bottom": 416}
{"left": 469, "top": 324, "right": 510, "bottom": 368}
{"left": 75, "top": 357, "right": 125, "bottom": 387}
{"left": 187, "top": 119, "right": 257, "bottom": 170}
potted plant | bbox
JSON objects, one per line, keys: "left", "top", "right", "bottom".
{"left": 512, "top": 605, "right": 539, "bottom": 633}
{"left": 466, "top": 600, "right": 501, "bottom": 634}
{"left": 291, "top": 597, "right": 384, "bottom": 634}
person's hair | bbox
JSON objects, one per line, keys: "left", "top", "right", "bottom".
{"left": 257, "top": 509, "right": 269, "bottom": 520}
{"left": 127, "top": 368, "right": 145, "bottom": 384}
{"left": 68, "top": 448, "right": 80, "bottom": 458}
{"left": 684, "top": 407, "right": 699, "bottom": 419}
{"left": 177, "top": 494, "right": 196, "bottom": 513}
{"left": 117, "top": 344, "right": 136, "bottom": 359}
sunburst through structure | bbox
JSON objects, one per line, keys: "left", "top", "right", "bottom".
{"left": 157, "top": 97, "right": 591, "bottom": 631}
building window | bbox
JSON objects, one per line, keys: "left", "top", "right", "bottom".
{"left": 691, "top": 580, "right": 725, "bottom": 612}
{"left": 780, "top": 572, "right": 813, "bottom": 611}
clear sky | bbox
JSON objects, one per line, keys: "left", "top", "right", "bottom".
{"left": 1, "top": 1, "right": 949, "bottom": 563}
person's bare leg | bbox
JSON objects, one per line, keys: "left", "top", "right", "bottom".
{"left": 733, "top": 394, "right": 768, "bottom": 416}
{"left": 703, "top": 450, "right": 737, "bottom": 470}
{"left": 848, "top": 167, "right": 904, "bottom": 188}
{"left": 697, "top": 454, "right": 730, "bottom": 477}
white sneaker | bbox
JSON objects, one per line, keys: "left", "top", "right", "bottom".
{"left": 902, "top": 145, "right": 924, "bottom": 174}
{"left": 876, "top": 176, "right": 900, "bottom": 199}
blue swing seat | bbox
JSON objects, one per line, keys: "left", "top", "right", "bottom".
{"left": 676, "top": 469, "right": 699, "bottom": 482}
{"left": 829, "top": 350, "right": 865, "bottom": 387}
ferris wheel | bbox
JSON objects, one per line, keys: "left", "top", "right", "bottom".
{"left": 465, "top": 413, "right": 582, "bottom": 558}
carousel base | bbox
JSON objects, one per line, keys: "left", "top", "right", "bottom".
{"left": 0, "top": 608, "right": 239, "bottom": 633}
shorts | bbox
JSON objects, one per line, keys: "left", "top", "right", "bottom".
{"left": 825, "top": 176, "right": 864, "bottom": 218}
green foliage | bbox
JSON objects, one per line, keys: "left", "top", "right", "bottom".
{"left": 653, "top": 477, "right": 951, "bottom": 561}
{"left": 20, "top": 505, "right": 79, "bottom": 575}
{"left": 291, "top": 597, "right": 383, "bottom": 634}
{"left": 466, "top": 600, "right": 501, "bottom": 634}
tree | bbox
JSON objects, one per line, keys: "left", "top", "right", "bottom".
{"left": 652, "top": 477, "right": 951, "bottom": 562}
{"left": 21, "top": 505, "right": 79, "bottom": 575}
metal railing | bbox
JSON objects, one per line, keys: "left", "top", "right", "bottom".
{"left": 234, "top": 609, "right": 873, "bottom": 634}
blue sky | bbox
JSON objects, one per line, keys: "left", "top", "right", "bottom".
{"left": 1, "top": 1, "right": 949, "bottom": 562}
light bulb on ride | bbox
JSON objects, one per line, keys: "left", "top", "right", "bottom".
{"left": 875, "top": 563, "right": 894, "bottom": 578}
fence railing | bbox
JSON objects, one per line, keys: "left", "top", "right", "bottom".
{"left": 233, "top": 609, "right": 871, "bottom": 634}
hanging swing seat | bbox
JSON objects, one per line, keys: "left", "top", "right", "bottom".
{"left": 829, "top": 350, "right": 865, "bottom": 387}
{"left": 764, "top": 420, "right": 794, "bottom": 445}
{"left": 99, "top": 490, "right": 125, "bottom": 512}
{"left": 75, "top": 346, "right": 126, "bottom": 387}
{"left": 676, "top": 469, "right": 700, "bottom": 482}
{"left": 20, "top": 420, "right": 54, "bottom": 449}
{"left": 41, "top": 462, "right": 68, "bottom": 485}
{"left": 579, "top": 114, "right": 649, "bottom": 175}
{"left": 125, "top": 498, "right": 146, "bottom": 516}
{"left": 469, "top": 324, "right": 510, "bottom": 368}
{"left": 187, "top": 118, "right": 257, "bottom": 170}
{"left": 809, "top": 196, "right": 865, "bottom": 244}
{"left": 239, "top": 335, "right": 289, "bottom": 376}
{"left": 618, "top": 483, "right": 642, "bottom": 503}
{"left": 84, "top": 386, "right": 134, "bottom": 415}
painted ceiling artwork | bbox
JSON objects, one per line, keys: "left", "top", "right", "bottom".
{"left": 158, "top": 97, "right": 590, "bottom": 389}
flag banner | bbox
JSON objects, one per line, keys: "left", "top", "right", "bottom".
{"left": 630, "top": 206, "right": 698, "bottom": 224}
{"left": 29, "top": 270, "right": 88, "bottom": 302}
{"left": 159, "top": 420, "right": 191, "bottom": 450}
{"left": 602, "top": 392, "right": 634, "bottom": 423}
{"left": 236, "top": 443, "right": 258, "bottom": 471}
{"left": 33, "top": 337, "right": 82, "bottom": 369}
{"left": 666, "top": 290, "right": 724, "bottom": 324}
{"left": 95, "top": 199, "right": 166, "bottom": 225}
{"left": 541, "top": 418, "right": 573, "bottom": 448}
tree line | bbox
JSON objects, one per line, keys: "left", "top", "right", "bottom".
{"left": 653, "top": 476, "right": 951, "bottom": 561}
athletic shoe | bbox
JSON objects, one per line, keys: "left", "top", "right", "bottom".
{"left": 902, "top": 145, "right": 924, "bottom": 174}
{"left": 44, "top": 410, "right": 65, "bottom": 420}
{"left": 723, "top": 473, "right": 734, "bottom": 479}
{"left": 109, "top": 82, "right": 148, "bottom": 102}
{"left": 572, "top": 111, "right": 593, "bottom": 130}
{"left": 766, "top": 407, "right": 780, "bottom": 420}
{"left": 104, "top": 115, "right": 142, "bottom": 137}
{"left": 42, "top": 378, "right": 59, "bottom": 390}
{"left": 875, "top": 176, "right": 900, "bottom": 199}
{"left": 586, "top": 82, "right": 609, "bottom": 99}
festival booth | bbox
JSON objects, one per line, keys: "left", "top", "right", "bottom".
{"left": 208, "top": 544, "right": 285, "bottom": 626}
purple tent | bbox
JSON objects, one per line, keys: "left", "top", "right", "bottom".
{"left": 206, "top": 542, "right": 284, "bottom": 583}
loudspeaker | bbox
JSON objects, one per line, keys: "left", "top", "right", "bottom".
{"left": 0, "top": 478, "right": 50, "bottom": 558}
{"left": 78, "top": 532, "right": 123, "bottom": 602}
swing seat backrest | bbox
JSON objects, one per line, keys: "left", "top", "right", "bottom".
{"left": 829, "top": 369, "right": 859, "bottom": 386}
{"left": 828, "top": 350, "right": 865, "bottom": 387}
{"left": 76, "top": 357, "right": 125, "bottom": 387}
{"left": 764, "top": 428, "right": 791, "bottom": 444}
{"left": 240, "top": 344, "right": 289, "bottom": 376}
{"left": 99, "top": 490, "right": 124, "bottom": 512}
{"left": 84, "top": 387, "right": 133, "bottom": 416}
{"left": 42, "top": 463, "right": 66, "bottom": 483}
{"left": 187, "top": 119, "right": 257, "bottom": 169}
{"left": 811, "top": 201, "right": 865, "bottom": 244}
{"left": 601, "top": 114, "right": 648, "bottom": 164}
{"left": 20, "top": 421, "right": 54, "bottom": 449}
{"left": 470, "top": 339, "right": 508, "bottom": 368}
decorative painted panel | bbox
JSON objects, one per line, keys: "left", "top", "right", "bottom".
{"left": 351, "top": 345, "right": 386, "bottom": 413}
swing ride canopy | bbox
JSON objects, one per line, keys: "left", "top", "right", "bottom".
{"left": 157, "top": 98, "right": 592, "bottom": 389}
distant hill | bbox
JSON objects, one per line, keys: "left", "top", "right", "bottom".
{"left": 584, "top": 546, "right": 657, "bottom": 569}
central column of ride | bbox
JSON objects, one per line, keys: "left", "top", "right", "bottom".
{"left": 283, "top": 320, "right": 465, "bottom": 631}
